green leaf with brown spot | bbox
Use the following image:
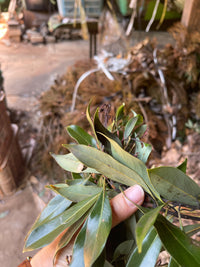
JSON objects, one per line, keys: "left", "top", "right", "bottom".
{"left": 148, "top": 167, "right": 200, "bottom": 207}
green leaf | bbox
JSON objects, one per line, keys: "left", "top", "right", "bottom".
{"left": 65, "top": 144, "right": 154, "bottom": 196}
{"left": 124, "top": 116, "right": 139, "bottom": 140}
{"left": 135, "top": 139, "right": 152, "bottom": 163}
{"left": 55, "top": 211, "right": 89, "bottom": 256}
{"left": 66, "top": 179, "right": 95, "bottom": 186}
{"left": 86, "top": 101, "right": 99, "bottom": 144}
{"left": 84, "top": 190, "right": 112, "bottom": 267}
{"left": 92, "top": 248, "right": 106, "bottom": 267}
{"left": 184, "top": 223, "right": 200, "bottom": 237}
{"left": 115, "top": 103, "right": 125, "bottom": 121}
{"left": 148, "top": 167, "right": 200, "bottom": 207}
{"left": 51, "top": 153, "right": 99, "bottom": 174}
{"left": 136, "top": 205, "right": 164, "bottom": 253}
{"left": 66, "top": 125, "right": 97, "bottom": 147}
{"left": 24, "top": 194, "right": 99, "bottom": 251}
{"left": 70, "top": 219, "right": 87, "bottom": 267}
{"left": 104, "top": 261, "right": 114, "bottom": 267}
{"left": 29, "top": 194, "right": 72, "bottom": 230}
{"left": 169, "top": 257, "right": 181, "bottom": 267}
{"left": 134, "top": 124, "right": 147, "bottom": 138}
{"left": 177, "top": 159, "right": 187, "bottom": 173}
{"left": 113, "top": 240, "right": 134, "bottom": 262}
{"left": 154, "top": 214, "right": 200, "bottom": 267}
{"left": 71, "top": 172, "right": 83, "bottom": 179}
{"left": 126, "top": 227, "right": 162, "bottom": 267}
{"left": 47, "top": 184, "right": 102, "bottom": 202}
{"left": 99, "top": 135, "right": 160, "bottom": 200}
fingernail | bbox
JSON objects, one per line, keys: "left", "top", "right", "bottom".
{"left": 124, "top": 185, "right": 145, "bottom": 207}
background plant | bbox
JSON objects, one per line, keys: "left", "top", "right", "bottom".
{"left": 24, "top": 102, "right": 200, "bottom": 267}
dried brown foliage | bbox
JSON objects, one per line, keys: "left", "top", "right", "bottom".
{"left": 32, "top": 25, "right": 200, "bottom": 179}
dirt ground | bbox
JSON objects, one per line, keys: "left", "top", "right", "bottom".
{"left": 0, "top": 31, "right": 176, "bottom": 267}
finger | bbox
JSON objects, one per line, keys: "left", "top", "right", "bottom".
{"left": 110, "top": 185, "right": 145, "bottom": 228}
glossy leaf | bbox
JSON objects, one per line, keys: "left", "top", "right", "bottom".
{"left": 99, "top": 135, "right": 160, "bottom": 200}
{"left": 136, "top": 205, "right": 164, "bottom": 253}
{"left": 55, "top": 212, "right": 89, "bottom": 256}
{"left": 169, "top": 257, "right": 181, "bottom": 267}
{"left": 30, "top": 194, "right": 72, "bottom": 230}
{"left": 113, "top": 240, "right": 134, "bottom": 262}
{"left": 66, "top": 125, "right": 97, "bottom": 147}
{"left": 131, "top": 111, "right": 143, "bottom": 125}
{"left": 154, "top": 214, "right": 200, "bottom": 267}
{"left": 47, "top": 184, "right": 102, "bottom": 202}
{"left": 51, "top": 153, "right": 99, "bottom": 174}
{"left": 86, "top": 101, "right": 99, "bottom": 145}
{"left": 134, "top": 125, "right": 147, "bottom": 138}
{"left": 115, "top": 103, "right": 125, "bottom": 121}
{"left": 65, "top": 144, "right": 154, "bottom": 195}
{"left": 177, "top": 159, "right": 187, "bottom": 173}
{"left": 126, "top": 227, "right": 162, "bottom": 267}
{"left": 24, "top": 194, "right": 99, "bottom": 251}
{"left": 134, "top": 138, "right": 152, "bottom": 163}
{"left": 70, "top": 219, "right": 87, "bottom": 267}
{"left": 84, "top": 190, "right": 112, "bottom": 267}
{"left": 148, "top": 167, "right": 200, "bottom": 207}
{"left": 124, "top": 116, "right": 139, "bottom": 140}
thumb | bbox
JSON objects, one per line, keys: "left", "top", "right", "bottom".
{"left": 110, "top": 185, "right": 145, "bottom": 228}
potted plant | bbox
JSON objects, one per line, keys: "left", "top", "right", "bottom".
{"left": 23, "top": 102, "right": 200, "bottom": 266}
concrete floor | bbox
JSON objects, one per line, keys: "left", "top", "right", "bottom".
{"left": 0, "top": 31, "right": 174, "bottom": 266}
{"left": 0, "top": 39, "right": 89, "bottom": 111}
{"left": 0, "top": 39, "right": 89, "bottom": 267}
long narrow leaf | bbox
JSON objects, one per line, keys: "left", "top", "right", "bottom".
{"left": 66, "top": 125, "right": 97, "bottom": 147}
{"left": 51, "top": 153, "right": 99, "bottom": 174}
{"left": 24, "top": 194, "right": 99, "bottom": 251}
{"left": 30, "top": 194, "right": 72, "bottom": 230}
{"left": 65, "top": 144, "right": 153, "bottom": 195}
{"left": 47, "top": 184, "right": 102, "bottom": 202}
{"left": 115, "top": 103, "right": 125, "bottom": 121}
{"left": 136, "top": 205, "right": 164, "bottom": 252}
{"left": 84, "top": 190, "right": 112, "bottom": 267}
{"left": 55, "top": 211, "right": 89, "bottom": 256}
{"left": 169, "top": 257, "right": 181, "bottom": 267}
{"left": 134, "top": 139, "right": 152, "bottom": 164}
{"left": 154, "top": 214, "right": 200, "bottom": 267}
{"left": 149, "top": 167, "right": 200, "bottom": 207}
{"left": 70, "top": 220, "right": 88, "bottom": 267}
{"left": 99, "top": 135, "right": 160, "bottom": 200}
{"left": 124, "top": 116, "right": 139, "bottom": 140}
{"left": 126, "top": 227, "right": 162, "bottom": 267}
{"left": 113, "top": 240, "right": 134, "bottom": 262}
{"left": 86, "top": 101, "right": 99, "bottom": 145}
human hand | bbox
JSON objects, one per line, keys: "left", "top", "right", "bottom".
{"left": 30, "top": 185, "right": 144, "bottom": 267}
